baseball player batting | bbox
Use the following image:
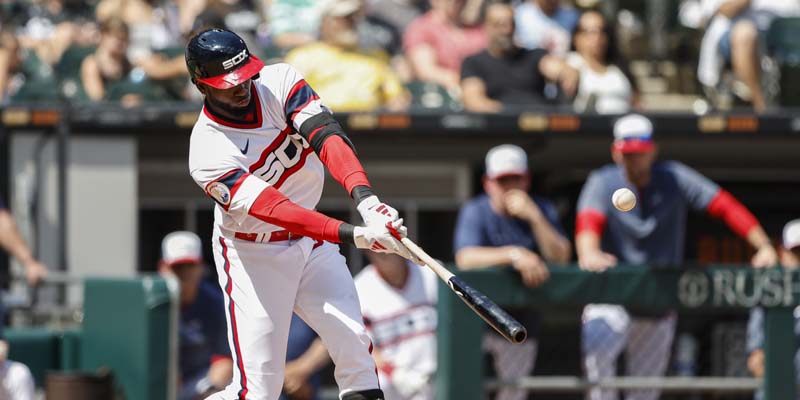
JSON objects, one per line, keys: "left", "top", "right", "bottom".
{"left": 185, "top": 28, "right": 416, "bottom": 400}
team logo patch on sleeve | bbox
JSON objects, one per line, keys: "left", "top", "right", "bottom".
{"left": 207, "top": 181, "right": 232, "bottom": 206}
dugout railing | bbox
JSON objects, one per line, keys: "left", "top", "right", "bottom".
{"left": 438, "top": 265, "right": 797, "bottom": 400}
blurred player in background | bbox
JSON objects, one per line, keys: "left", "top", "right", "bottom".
{"left": 0, "top": 192, "right": 45, "bottom": 400}
{"left": 454, "top": 144, "right": 571, "bottom": 400}
{"left": 575, "top": 114, "right": 777, "bottom": 400}
{"left": 746, "top": 218, "right": 800, "bottom": 400}
{"left": 158, "top": 231, "right": 232, "bottom": 400}
{"left": 354, "top": 251, "right": 437, "bottom": 400}
{"left": 186, "top": 28, "right": 416, "bottom": 399}
{"left": 281, "top": 314, "right": 330, "bottom": 400}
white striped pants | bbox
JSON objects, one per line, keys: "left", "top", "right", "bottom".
{"left": 582, "top": 305, "right": 676, "bottom": 400}
{"left": 483, "top": 333, "right": 538, "bottom": 400}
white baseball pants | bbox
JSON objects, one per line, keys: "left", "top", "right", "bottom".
{"left": 207, "top": 234, "right": 379, "bottom": 400}
{"left": 483, "top": 333, "right": 538, "bottom": 400}
{"left": 0, "top": 360, "right": 34, "bottom": 400}
{"left": 582, "top": 305, "right": 676, "bottom": 400}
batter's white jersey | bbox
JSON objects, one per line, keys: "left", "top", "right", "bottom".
{"left": 189, "top": 63, "right": 329, "bottom": 236}
{"left": 354, "top": 262, "right": 438, "bottom": 398}
{"left": 191, "top": 61, "right": 382, "bottom": 399}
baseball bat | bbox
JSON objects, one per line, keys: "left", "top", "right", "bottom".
{"left": 388, "top": 225, "right": 527, "bottom": 344}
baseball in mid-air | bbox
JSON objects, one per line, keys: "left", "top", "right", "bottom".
{"left": 612, "top": 188, "right": 636, "bottom": 212}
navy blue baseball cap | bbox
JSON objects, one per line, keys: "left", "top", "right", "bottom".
{"left": 185, "top": 28, "right": 264, "bottom": 89}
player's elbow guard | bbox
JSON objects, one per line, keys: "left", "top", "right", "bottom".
{"left": 298, "top": 112, "right": 356, "bottom": 155}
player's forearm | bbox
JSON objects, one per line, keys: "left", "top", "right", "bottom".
{"left": 0, "top": 211, "right": 35, "bottom": 265}
{"left": 292, "top": 338, "right": 331, "bottom": 375}
{"left": 318, "top": 135, "right": 371, "bottom": 196}
{"left": 746, "top": 226, "right": 772, "bottom": 251}
{"left": 706, "top": 189, "right": 759, "bottom": 239}
{"left": 249, "top": 187, "right": 355, "bottom": 243}
{"left": 455, "top": 246, "right": 522, "bottom": 270}
{"left": 576, "top": 232, "right": 602, "bottom": 260}
{"left": 207, "top": 358, "right": 233, "bottom": 388}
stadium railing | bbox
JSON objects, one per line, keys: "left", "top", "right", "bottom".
{"left": 438, "top": 265, "right": 797, "bottom": 400}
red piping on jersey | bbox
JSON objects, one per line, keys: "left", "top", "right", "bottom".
{"left": 249, "top": 127, "right": 291, "bottom": 173}
{"left": 228, "top": 173, "right": 249, "bottom": 207}
{"left": 284, "top": 79, "right": 321, "bottom": 122}
{"left": 369, "top": 341, "right": 381, "bottom": 387}
{"left": 319, "top": 135, "right": 371, "bottom": 194}
{"left": 372, "top": 329, "right": 436, "bottom": 350}
{"left": 378, "top": 361, "right": 395, "bottom": 377}
{"left": 273, "top": 146, "right": 314, "bottom": 189}
{"left": 202, "top": 85, "right": 263, "bottom": 129}
{"left": 249, "top": 187, "right": 344, "bottom": 242}
{"left": 285, "top": 79, "right": 307, "bottom": 105}
{"left": 365, "top": 303, "right": 436, "bottom": 326}
{"left": 576, "top": 208, "right": 607, "bottom": 236}
{"left": 219, "top": 237, "right": 249, "bottom": 399}
{"left": 706, "top": 189, "right": 759, "bottom": 238}
{"left": 205, "top": 169, "right": 248, "bottom": 212}
{"left": 289, "top": 93, "right": 320, "bottom": 122}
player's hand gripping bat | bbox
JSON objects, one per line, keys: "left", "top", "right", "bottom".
{"left": 387, "top": 223, "right": 527, "bottom": 344}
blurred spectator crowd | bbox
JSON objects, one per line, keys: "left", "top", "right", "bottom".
{"left": 2, "top": 0, "right": 800, "bottom": 112}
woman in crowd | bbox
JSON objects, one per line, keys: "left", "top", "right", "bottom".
{"left": 567, "top": 10, "right": 638, "bottom": 114}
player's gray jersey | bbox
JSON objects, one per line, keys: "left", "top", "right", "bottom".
{"left": 577, "top": 161, "right": 720, "bottom": 265}
{"left": 189, "top": 63, "right": 328, "bottom": 235}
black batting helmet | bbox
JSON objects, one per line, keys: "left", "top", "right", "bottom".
{"left": 185, "top": 28, "right": 264, "bottom": 89}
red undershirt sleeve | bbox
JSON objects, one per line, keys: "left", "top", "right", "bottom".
{"left": 575, "top": 209, "right": 607, "bottom": 237}
{"left": 705, "top": 189, "right": 759, "bottom": 238}
{"left": 249, "top": 187, "right": 345, "bottom": 242}
{"left": 211, "top": 354, "right": 232, "bottom": 365}
{"left": 318, "top": 135, "right": 371, "bottom": 195}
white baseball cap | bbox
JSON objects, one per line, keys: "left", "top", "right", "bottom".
{"left": 161, "top": 231, "right": 203, "bottom": 267}
{"left": 613, "top": 114, "right": 655, "bottom": 153}
{"left": 485, "top": 144, "right": 528, "bottom": 179}
{"left": 320, "top": 0, "right": 362, "bottom": 17}
{"left": 783, "top": 219, "right": 800, "bottom": 250}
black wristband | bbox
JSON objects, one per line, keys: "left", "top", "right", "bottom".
{"left": 351, "top": 185, "right": 375, "bottom": 205}
{"left": 339, "top": 223, "right": 355, "bottom": 244}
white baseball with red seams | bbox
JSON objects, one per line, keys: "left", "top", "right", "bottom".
{"left": 189, "top": 62, "right": 380, "bottom": 400}
{"left": 612, "top": 188, "right": 637, "bottom": 212}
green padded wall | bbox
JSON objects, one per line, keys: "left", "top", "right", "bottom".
{"left": 81, "top": 276, "right": 176, "bottom": 400}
